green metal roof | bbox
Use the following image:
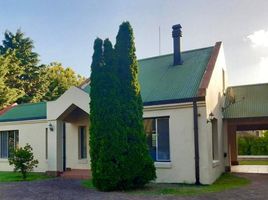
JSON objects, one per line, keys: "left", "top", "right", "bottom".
{"left": 84, "top": 46, "right": 214, "bottom": 104}
{"left": 223, "top": 83, "right": 268, "bottom": 119}
{"left": 0, "top": 102, "right": 47, "bottom": 122}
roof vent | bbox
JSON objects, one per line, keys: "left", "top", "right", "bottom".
{"left": 172, "top": 24, "right": 183, "bottom": 65}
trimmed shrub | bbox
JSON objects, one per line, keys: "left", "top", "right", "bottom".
{"left": 238, "top": 134, "right": 268, "bottom": 155}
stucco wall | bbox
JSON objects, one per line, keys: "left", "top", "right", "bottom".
{"left": 65, "top": 118, "right": 90, "bottom": 170}
{"left": 0, "top": 120, "right": 48, "bottom": 172}
{"left": 143, "top": 104, "right": 196, "bottom": 183}
{"left": 199, "top": 44, "right": 228, "bottom": 184}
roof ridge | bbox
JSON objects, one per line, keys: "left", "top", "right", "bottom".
{"left": 138, "top": 46, "right": 214, "bottom": 62}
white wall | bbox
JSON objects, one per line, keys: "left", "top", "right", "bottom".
{"left": 0, "top": 120, "right": 48, "bottom": 172}
{"left": 65, "top": 118, "right": 90, "bottom": 170}
{"left": 199, "top": 44, "right": 228, "bottom": 184}
{"left": 144, "top": 103, "right": 196, "bottom": 183}
{"left": 47, "top": 86, "right": 89, "bottom": 121}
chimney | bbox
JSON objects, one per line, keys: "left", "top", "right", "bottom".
{"left": 172, "top": 24, "right": 183, "bottom": 65}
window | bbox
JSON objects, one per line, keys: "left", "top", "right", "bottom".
{"left": 144, "top": 117, "right": 170, "bottom": 162}
{"left": 0, "top": 130, "right": 19, "bottom": 158}
{"left": 222, "top": 69, "right": 225, "bottom": 93}
{"left": 78, "top": 126, "right": 87, "bottom": 159}
{"left": 212, "top": 119, "right": 219, "bottom": 160}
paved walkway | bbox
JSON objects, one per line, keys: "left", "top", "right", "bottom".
{"left": 232, "top": 165, "right": 268, "bottom": 173}
{"left": 0, "top": 173, "right": 267, "bottom": 200}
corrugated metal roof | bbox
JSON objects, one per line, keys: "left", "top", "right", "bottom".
{"left": 0, "top": 46, "right": 214, "bottom": 122}
{"left": 223, "top": 83, "right": 268, "bottom": 118}
{"left": 84, "top": 46, "right": 214, "bottom": 103}
{"left": 0, "top": 102, "right": 47, "bottom": 122}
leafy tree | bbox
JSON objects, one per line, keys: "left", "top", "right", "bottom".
{"left": 42, "top": 62, "right": 85, "bottom": 101}
{"left": 89, "top": 22, "right": 155, "bottom": 191}
{"left": 8, "top": 144, "right": 39, "bottom": 180}
{"left": 0, "top": 54, "right": 24, "bottom": 109}
{"left": 0, "top": 30, "right": 47, "bottom": 103}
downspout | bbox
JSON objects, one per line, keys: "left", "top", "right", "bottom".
{"left": 193, "top": 100, "right": 200, "bottom": 185}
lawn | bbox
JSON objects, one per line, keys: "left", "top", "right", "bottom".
{"left": 239, "top": 160, "right": 268, "bottom": 165}
{"left": 0, "top": 172, "right": 52, "bottom": 183}
{"left": 81, "top": 173, "right": 250, "bottom": 196}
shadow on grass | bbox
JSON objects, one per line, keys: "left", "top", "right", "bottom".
{"left": 81, "top": 173, "right": 250, "bottom": 196}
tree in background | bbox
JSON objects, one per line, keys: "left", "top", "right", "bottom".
{"left": 89, "top": 22, "right": 155, "bottom": 191}
{"left": 42, "top": 62, "right": 85, "bottom": 101}
{"left": 0, "top": 54, "right": 24, "bottom": 108}
{"left": 0, "top": 29, "right": 85, "bottom": 106}
{"left": 0, "top": 30, "right": 48, "bottom": 103}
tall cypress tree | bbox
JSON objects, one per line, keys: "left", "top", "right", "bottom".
{"left": 89, "top": 38, "right": 104, "bottom": 188}
{"left": 90, "top": 23, "right": 155, "bottom": 191}
{"left": 114, "top": 21, "right": 156, "bottom": 189}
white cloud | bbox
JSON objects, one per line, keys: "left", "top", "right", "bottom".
{"left": 247, "top": 29, "right": 268, "bottom": 47}
{"left": 256, "top": 56, "right": 268, "bottom": 82}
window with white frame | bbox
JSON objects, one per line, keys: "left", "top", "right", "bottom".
{"left": 0, "top": 130, "right": 19, "bottom": 158}
{"left": 144, "top": 117, "right": 170, "bottom": 162}
{"left": 211, "top": 119, "right": 219, "bottom": 160}
{"left": 78, "top": 126, "right": 87, "bottom": 159}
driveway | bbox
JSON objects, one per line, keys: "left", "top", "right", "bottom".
{"left": 0, "top": 173, "right": 267, "bottom": 200}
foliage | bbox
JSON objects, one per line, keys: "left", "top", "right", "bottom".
{"left": 89, "top": 22, "right": 155, "bottom": 191}
{"left": 239, "top": 160, "right": 268, "bottom": 165}
{"left": 0, "top": 29, "right": 47, "bottom": 104}
{"left": 0, "top": 172, "right": 51, "bottom": 182}
{"left": 8, "top": 144, "right": 39, "bottom": 180}
{"left": 238, "top": 134, "right": 268, "bottom": 155}
{"left": 0, "top": 54, "right": 24, "bottom": 108}
{"left": 82, "top": 173, "right": 250, "bottom": 196}
{"left": 42, "top": 62, "right": 85, "bottom": 101}
{"left": 0, "top": 29, "right": 85, "bottom": 108}
{"left": 113, "top": 21, "right": 156, "bottom": 189}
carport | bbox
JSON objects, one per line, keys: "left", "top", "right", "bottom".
{"left": 223, "top": 83, "right": 268, "bottom": 169}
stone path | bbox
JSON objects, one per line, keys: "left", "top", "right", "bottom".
{"left": 0, "top": 173, "right": 267, "bottom": 200}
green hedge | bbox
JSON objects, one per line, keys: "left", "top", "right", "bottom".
{"left": 238, "top": 133, "right": 268, "bottom": 155}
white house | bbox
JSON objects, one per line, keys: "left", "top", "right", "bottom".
{"left": 0, "top": 25, "right": 229, "bottom": 184}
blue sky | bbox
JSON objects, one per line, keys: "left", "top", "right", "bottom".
{"left": 1, "top": 0, "right": 268, "bottom": 85}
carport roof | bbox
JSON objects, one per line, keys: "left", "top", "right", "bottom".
{"left": 0, "top": 102, "right": 47, "bottom": 122}
{"left": 223, "top": 83, "right": 268, "bottom": 119}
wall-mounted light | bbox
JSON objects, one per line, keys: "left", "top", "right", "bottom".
{"left": 207, "top": 112, "right": 215, "bottom": 123}
{"left": 48, "top": 123, "right": 54, "bottom": 131}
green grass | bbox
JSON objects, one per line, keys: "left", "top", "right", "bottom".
{"left": 239, "top": 160, "right": 268, "bottom": 165}
{"left": 0, "top": 172, "right": 52, "bottom": 183}
{"left": 81, "top": 173, "right": 250, "bottom": 196}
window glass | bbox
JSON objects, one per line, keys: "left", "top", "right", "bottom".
{"left": 0, "top": 130, "right": 19, "bottom": 158}
{"left": 144, "top": 117, "right": 170, "bottom": 162}
{"left": 157, "top": 118, "right": 170, "bottom": 161}
{"left": 212, "top": 119, "right": 219, "bottom": 160}
{"left": 79, "top": 126, "right": 87, "bottom": 159}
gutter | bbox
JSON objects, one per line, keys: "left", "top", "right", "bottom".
{"left": 193, "top": 100, "right": 200, "bottom": 185}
